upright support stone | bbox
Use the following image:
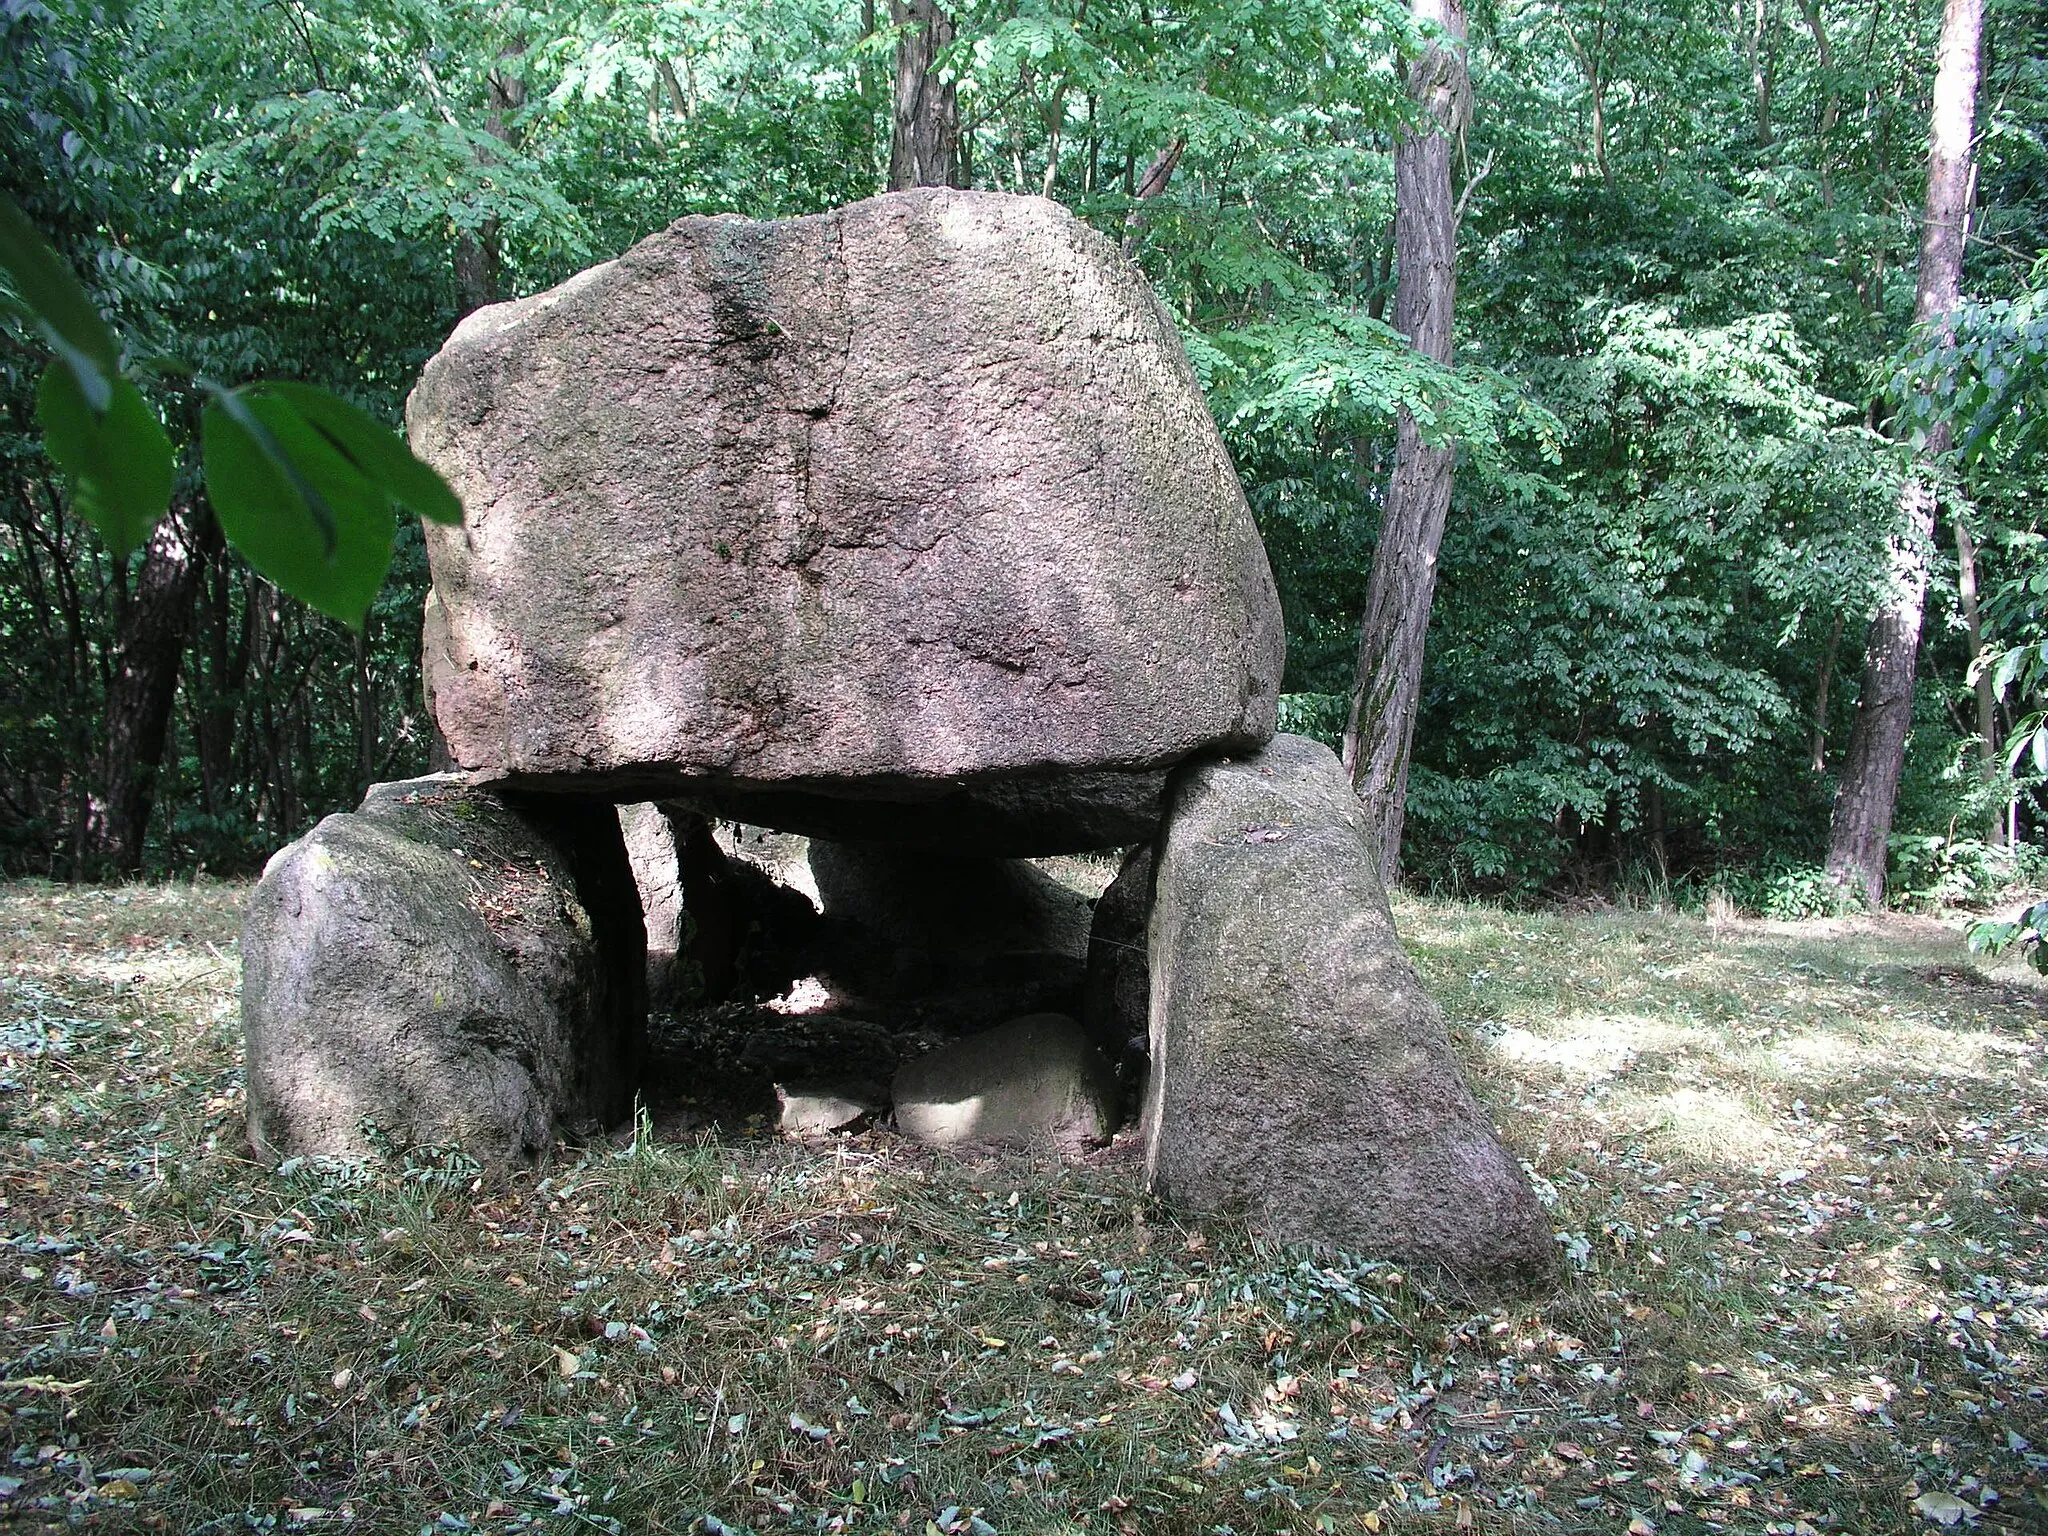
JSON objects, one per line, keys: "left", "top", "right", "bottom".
{"left": 1144, "top": 735, "right": 1554, "bottom": 1285}
{"left": 1082, "top": 843, "right": 1152, "bottom": 1065}
{"left": 619, "top": 802, "right": 686, "bottom": 1006}
{"left": 243, "top": 777, "right": 646, "bottom": 1166}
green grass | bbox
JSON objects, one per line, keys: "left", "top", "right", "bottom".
{"left": 1, "top": 880, "right": 2045, "bottom": 1533}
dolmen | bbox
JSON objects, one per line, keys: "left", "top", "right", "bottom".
{"left": 241, "top": 189, "right": 1552, "bottom": 1285}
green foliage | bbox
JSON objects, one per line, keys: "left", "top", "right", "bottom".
{"left": 1891, "top": 269, "right": 2048, "bottom": 467}
{"left": 1712, "top": 861, "right": 1858, "bottom": 922}
{"left": 34, "top": 362, "right": 174, "bottom": 556}
{"left": 0, "top": 194, "right": 121, "bottom": 411}
{"left": 1405, "top": 307, "right": 1899, "bottom": 894}
{"left": 1275, "top": 690, "right": 1346, "bottom": 749}
{"left": 200, "top": 381, "right": 460, "bottom": 624}
{"left": 1969, "top": 898, "right": 2048, "bottom": 972}
{"left": 1888, "top": 833, "right": 2035, "bottom": 914}
{"left": 3, "top": 192, "right": 462, "bottom": 624}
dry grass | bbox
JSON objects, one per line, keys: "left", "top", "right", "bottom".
{"left": 0, "top": 878, "right": 2044, "bottom": 1534}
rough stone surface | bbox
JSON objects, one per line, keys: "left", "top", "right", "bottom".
{"left": 893, "top": 1014, "right": 1118, "bottom": 1148}
{"left": 1144, "top": 735, "right": 1554, "bottom": 1285}
{"left": 701, "top": 770, "right": 1167, "bottom": 857}
{"left": 1083, "top": 843, "right": 1152, "bottom": 1065}
{"left": 408, "top": 188, "right": 1283, "bottom": 845}
{"left": 243, "top": 777, "right": 645, "bottom": 1166}
{"left": 721, "top": 825, "right": 819, "bottom": 904}
{"left": 808, "top": 840, "right": 1092, "bottom": 975}
{"left": 777, "top": 1086, "right": 884, "bottom": 1135}
{"left": 619, "top": 803, "right": 686, "bottom": 1005}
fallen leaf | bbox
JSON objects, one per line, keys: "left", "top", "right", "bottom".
{"left": 1913, "top": 1491, "right": 1975, "bottom": 1527}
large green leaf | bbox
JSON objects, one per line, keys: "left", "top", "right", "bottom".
{"left": 251, "top": 382, "right": 463, "bottom": 525}
{"left": 36, "top": 362, "right": 175, "bottom": 557}
{"left": 202, "top": 388, "right": 396, "bottom": 626}
{"left": 0, "top": 194, "right": 119, "bottom": 414}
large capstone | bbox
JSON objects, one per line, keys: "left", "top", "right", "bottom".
{"left": 242, "top": 777, "right": 645, "bottom": 1166}
{"left": 1143, "top": 736, "right": 1555, "bottom": 1285}
{"left": 407, "top": 188, "right": 1283, "bottom": 852}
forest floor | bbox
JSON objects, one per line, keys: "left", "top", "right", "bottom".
{"left": 0, "top": 879, "right": 2044, "bottom": 1535}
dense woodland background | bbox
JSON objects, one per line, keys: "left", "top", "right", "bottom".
{"left": 1, "top": 0, "right": 2043, "bottom": 906}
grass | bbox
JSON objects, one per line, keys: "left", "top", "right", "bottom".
{"left": 1, "top": 879, "right": 2045, "bottom": 1534}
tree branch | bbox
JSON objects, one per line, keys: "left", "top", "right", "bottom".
{"left": 1452, "top": 146, "right": 1496, "bottom": 227}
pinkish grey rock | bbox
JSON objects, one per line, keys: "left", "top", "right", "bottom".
{"left": 406, "top": 189, "right": 1282, "bottom": 851}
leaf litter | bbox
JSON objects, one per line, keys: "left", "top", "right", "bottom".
{"left": 0, "top": 878, "right": 2043, "bottom": 1532}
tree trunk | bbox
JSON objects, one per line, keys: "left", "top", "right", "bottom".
{"left": 78, "top": 499, "right": 217, "bottom": 875}
{"left": 452, "top": 51, "right": 527, "bottom": 315}
{"left": 1748, "top": 0, "right": 1779, "bottom": 148}
{"left": 1339, "top": 0, "right": 1469, "bottom": 887}
{"left": 1811, "top": 609, "right": 1843, "bottom": 773}
{"left": 1953, "top": 517, "right": 2006, "bottom": 844}
{"left": 1824, "top": 0, "right": 1981, "bottom": 905}
{"left": 887, "top": 0, "right": 961, "bottom": 191}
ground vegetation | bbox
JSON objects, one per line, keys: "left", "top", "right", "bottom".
{"left": 1, "top": 876, "right": 2043, "bottom": 1530}
{"left": 2, "top": 0, "right": 2045, "bottom": 898}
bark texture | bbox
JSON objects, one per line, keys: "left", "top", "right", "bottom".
{"left": 1824, "top": 0, "right": 1981, "bottom": 905}
{"left": 887, "top": 0, "right": 961, "bottom": 191}
{"left": 1340, "top": 0, "right": 1469, "bottom": 885}
{"left": 453, "top": 52, "right": 527, "bottom": 315}
{"left": 79, "top": 498, "right": 216, "bottom": 875}
{"left": 1119, "top": 138, "right": 1185, "bottom": 259}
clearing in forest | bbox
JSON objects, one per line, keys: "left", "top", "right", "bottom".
{"left": 0, "top": 879, "right": 2042, "bottom": 1534}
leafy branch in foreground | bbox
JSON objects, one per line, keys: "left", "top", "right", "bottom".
{"left": 1967, "top": 898, "right": 2048, "bottom": 972}
{"left": 0, "top": 194, "right": 461, "bottom": 625}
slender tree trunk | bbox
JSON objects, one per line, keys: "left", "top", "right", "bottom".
{"left": 1559, "top": 7, "right": 1611, "bottom": 186}
{"left": 79, "top": 499, "right": 217, "bottom": 875}
{"left": 1366, "top": 217, "right": 1395, "bottom": 321}
{"left": 1811, "top": 609, "right": 1843, "bottom": 773}
{"left": 887, "top": 0, "right": 961, "bottom": 191}
{"left": 1748, "top": 0, "right": 1779, "bottom": 147}
{"left": 1339, "top": 0, "right": 1470, "bottom": 887}
{"left": 452, "top": 49, "right": 527, "bottom": 316}
{"left": 1953, "top": 518, "right": 2006, "bottom": 844}
{"left": 1825, "top": 0, "right": 1981, "bottom": 905}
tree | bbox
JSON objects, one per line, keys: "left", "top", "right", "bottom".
{"left": 1, "top": 190, "right": 465, "bottom": 868}
{"left": 1339, "top": 0, "right": 1471, "bottom": 884}
{"left": 77, "top": 498, "right": 218, "bottom": 871}
{"left": 888, "top": 0, "right": 962, "bottom": 189}
{"left": 1824, "top": 0, "right": 1984, "bottom": 906}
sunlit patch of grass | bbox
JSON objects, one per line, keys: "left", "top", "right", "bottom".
{"left": 1489, "top": 1013, "right": 1711, "bottom": 1079}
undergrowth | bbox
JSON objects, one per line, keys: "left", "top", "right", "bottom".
{"left": 1, "top": 881, "right": 2045, "bottom": 1533}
